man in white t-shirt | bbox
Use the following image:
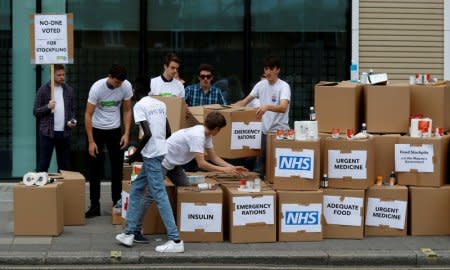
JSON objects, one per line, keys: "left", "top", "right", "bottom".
{"left": 148, "top": 53, "right": 185, "bottom": 97}
{"left": 84, "top": 64, "right": 133, "bottom": 218}
{"left": 115, "top": 87, "right": 184, "bottom": 253}
{"left": 234, "top": 56, "right": 291, "bottom": 176}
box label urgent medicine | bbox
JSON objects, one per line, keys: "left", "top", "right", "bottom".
{"left": 365, "top": 198, "right": 407, "bottom": 230}
{"left": 328, "top": 150, "right": 367, "bottom": 179}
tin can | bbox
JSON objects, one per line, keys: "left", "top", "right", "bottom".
{"left": 331, "top": 128, "right": 340, "bottom": 139}
{"left": 346, "top": 129, "right": 353, "bottom": 140}
{"left": 376, "top": 176, "right": 383, "bottom": 186}
{"left": 435, "top": 127, "right": 443, "bottom": 137}
{"left": 276, "top": 129, "right": 285, "bottom": 140}
{"left": 286, "top": 129, "right": 295, "bottom": 140}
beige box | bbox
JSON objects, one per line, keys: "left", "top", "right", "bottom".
{"left": 177, "top": 185, "right": 223, "bottom": 242}
{"left": 364, "top": 85, "right": 410, "bottom": 133}
{"left": 411, "top": 84, "right": 450, "bottom": 132}
{"left": 396, "top": 135, "right": 449, "bottom": 187}
{"left": 374, "top": 134, "right": 400, "bottom": 181}
{"left": 365, "top": 185, "right": 408, "bottom": 237}
{"left": 278, "top": 190, "right": 323, "bottom": 242}
{"left": 223, "top": 185, "right": 276, "bottom": 243}
{"left": 121, "top": 179, "right": 176, "bottom": 234}
{"left": 122, "top": 164, "right": 132, "bottom": 181}
{"left": 322, "top": 188, "right": 365, "bottom": 239}
{"left": 324, "top": 137, "right": 375, "bottom": 190}
{"left": 409, "top": 185, "right": 450, "bottom": 236}
{"left": 112, "top": 207, "right": 122, "bottom": 225}
{"left": 315, "top": 83, "right": 363, "bottom": 133}
{"left": 14, "top": 183, "right": 64, "bottom": 236}
{"left": 204, "top": 105, "right": 261, "bottom": 159}
{"left": 58, "top": 170, "right": 86, "bottom": 225}
{"left": 185, "top": 106, "right": 204, "bottom": 128}
{"left": 266, "top": 136, "right": 320, "bottom": 191}
{"left": 153, "top": 96, "right": 187, "bottom": 132}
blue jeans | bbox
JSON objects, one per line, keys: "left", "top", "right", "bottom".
{"left": 124, "top": 156, "right": 179, "bottom": 241}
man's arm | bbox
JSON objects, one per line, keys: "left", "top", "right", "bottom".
{"left": 206, "top": 148, "right": 248, "bottom": 172}
{"left": 121, "top": 99, "right": 132, "bottom": 149}
{"left": 127, "top": 120, "right": 151, "bottom": 163}
{"left": 33, "top": 86, "right": 54, "bottom": 117}
{"left": 195, "top": 150, "right": 247, "bottom": 174}
{"left": 233, "top": 95, "right": 254, "bottom": 107}
{"left": 85, "top": 102, "right": 98, "bottom": 157}
{"left": 256, "top": 99, "right": 289, "bottom": 119}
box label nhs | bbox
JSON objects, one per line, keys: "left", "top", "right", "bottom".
{"left": 281, "top": 203, "right": 322, "bottom": 233}
{"left": 275, "top": 148, "right": 314, "bottom": 179}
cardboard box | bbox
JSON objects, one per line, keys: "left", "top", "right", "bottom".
{"left": 177, "top": 185, "right": 223, "bottom": 242}
{"left": 409, "top": 185, "right": 450, "bottom": 236}
{"left": 322, "top": 188, "right": 365, "bottom": 239}
{"left": 203, "top": 105, "right": 261, "bottom": 159}
{"left": 121, "top": 178, "right": 176, "bottom": 234}
{"left": 324, "top": 137, "right": 375, "bottom": 190}
{"left": 364, "top": 85, "right": 410, "bottom": 133}
{"left": 396, "top": 135, "right": 449, "bottom": 187}
{"left": 58, "top": 170, "right": 86, "bottom": 225}
{"left": 266, "top": 137, "right": 320, "bottom": 191}
{"left": 153, "top": 96, "right": 187, "bottom": 132}
{"left": 365, "top": 185, "right": 408, "bottom": 237}
{"left": 14, "top": 183, "right": 64, "bottom": 236}
{"left": 185, "top": 106, "right": 204, "bottom": 128}
{"left": 223, "top": 185, "right": 276, "bottom": 243}
{"left": 112, "top": 207, "right": 122, "bottom": 225}
{"left": 374, "top": 134, "right": 400, "bottom": 181}
{"left": 123, "top": 164, "right": 132, "bottom": 181}
{"left": 314, "top": 83, "right": 363, "bottom": 133}
{"left": 278, "top": 190, "right": 323, "bottom": 241}
{"left": 411, "top": 84, "right": 450, "bottom": 131}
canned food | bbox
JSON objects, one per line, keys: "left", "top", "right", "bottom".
{"left": 346, "top": 129, "right": 353, "bottom": 140}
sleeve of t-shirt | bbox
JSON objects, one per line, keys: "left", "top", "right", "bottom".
{"left": 280, "top": 82, "right": 291, "bottom": 101}
{"left": 249, "top": 82, "right": 260, "bottom": 99}
{"left": 204, "top": 135, "right": 214, "bottom": 149}
{"left": 133, "top": 102, "right": 146, "bottom": 124}
{"left": 123, "top": 81, "right": 133, "bottom": 100}
{"left": 149, "top": 79, "right": 157, "bottom": 95}
{"left": 87, "top": 85, "right": 98, "bottom": 105}
{"left": 188, "top": 136, "right": 205, "bottom": 153}
{"left": 178, "top": 82, "right": 185, "bottom": 98}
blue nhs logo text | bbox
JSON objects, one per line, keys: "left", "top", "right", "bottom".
{"left": 278, "top": 156, "right": 311, "bottom": 170}
{"left": 285, "top": 211, "right": 319, "bottom": 225}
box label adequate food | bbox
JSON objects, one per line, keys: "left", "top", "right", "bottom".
{"left": 281, "top": 203, "right": 322, "bottom": 233}
{"left": 328, "top": 150, "right": 367, "bottom": 179}
{"left": 274, "top": 148, "right": 314, "bottom": 179}
{"left": 180, "top": 203, "right": 222, "bottom": 232}
{"left": 365, "top": 198, "right": 407, "bottom": 229}
{"left": 323, "top": 195, "right": 363, "bottom": 226}
{"left": 232, "top": 195, "right": 274, "bottom": 226}
{"left": 230, "top": 122, "right": 262, "bottom": 149}
{"left": 395, "top": 144, "right": 434, "bottom": 172}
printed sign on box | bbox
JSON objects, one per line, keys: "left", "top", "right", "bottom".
{"left": 281, "top": 203, "right": 322, "bottom": 233}
{"left": 230, "top": 122, "right": 262, "bottom": 150}
{"left": 328, "top": 150, "right": 367, "bottom": 179}
{"left": 274, "top": 148, "right": 314, "bottom": 179}
{"left": 395, "top": 144, "right": 434, "bottom": 172}
{"left": 323, "top": 195, "right": 364, "bottom": 226}
{"left": 365, "top": 198, "right": 407, "bottom": 230}
{"left": 180, "top": 203, "right": 222, "bottom": 233}
{"left": 232, "top": 195, "right": 274, "bottom": 226}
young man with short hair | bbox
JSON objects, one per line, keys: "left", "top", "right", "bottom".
{"left": 149, "top": 53, "right": 185, "bottom": 97}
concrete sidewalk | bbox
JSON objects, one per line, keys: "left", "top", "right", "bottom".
{"left": 0, "top": 183, "right": 449, "bottom": 267}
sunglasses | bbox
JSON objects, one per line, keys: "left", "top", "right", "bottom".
{"left": 199, "top": 74, "right": 212, "bottom": 80}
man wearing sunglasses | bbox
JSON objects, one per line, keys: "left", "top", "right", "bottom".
{"left": 184, "top": 64, "right": 226, "bottom": 106}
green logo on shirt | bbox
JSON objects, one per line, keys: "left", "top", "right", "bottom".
{"left": 100, "top": 100, "right": 120, "bottom": 107}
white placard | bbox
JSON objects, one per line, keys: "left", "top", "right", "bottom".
{"left": 232, "top": 195, "right": 274, "bottom": 226}
{"left": 121, "top": 191, "right": 129, "bottom": 219}
{"left": 394, "top": 144, "right": 434, "bottom": 173}
{"left": 34, "top": 14, "right": 68, "bottom": 64}
{"left": 230, "top": 122, "right": 262, "bottom": 150}
{"left": 281, "top": 203, "right": 322, "bottom": 233}
{"left": 328, "top": 150, "right": 367, "bottom": 179}
{"left": 323, "top": 195, "right": 363, "bottom": 226}
{"left": 180, "top": 203, "right": 222, "bottom": 232}
{"left": 365, "top": 198, "right": 407, "bottom": 229}
{"left": 274, "top": 148, "right": 314, "bottom": 179}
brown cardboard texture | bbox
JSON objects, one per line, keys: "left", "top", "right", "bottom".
{"left": 14, "top": 183, "right": 64, "bottom": 236}
{"left": 204, "top": 105, "right": 261, "bottom": 158}
{"left": 185, "top": 106, "right": 204, "bottom": 128}
{"left": 365, "top": 185, "right": 408, "bottom": 237}
{"left": 177, "top": 185, "right": 223, "bottom": 242}
{"left": 121, "top": 178, "right": 176, "bottom": 234}
{"left": 265, "top": 132, "right": 275, "bottom": 183}
{"left": 112, "top": 207, "right": 122, "bottom": 225}
{"left": 374, "top": 134, "right": 400, "bottom": 181}
{"left": 122, "top": 164, "right": 132, "bottom": 181}
{"left": 324, "top": 137, "right": 375, "bottom": 189}
{"left": 364, "top": 85, "right": 410, "bottom": 133}
{"left": 267, "top": 138, "right": 320, "bottom": 191}
{"left": 411, "top": 84, "right": 450, "bottom": 131}
{"left": 224, "top": 185, "right": 276, "bottom": 243}
{"left": 58, "top": 170, "right": 85, "bottom": 225}
{"left": 322, "top": 188, "right": 365, "bottom": 239}
{"left": 409, "top": 186, "right": 450, "bottom": 236}
{"left": 278, "top": 190, "right": 323, "bottom": 241}
{"left": 314, "top": 83, "right": 362, "bottom": 133}
{"left": 153, "top": 96, "right": 187, "bottom": 132}
{"left": 396, "top": 135, "right": 449, "bottom": 187}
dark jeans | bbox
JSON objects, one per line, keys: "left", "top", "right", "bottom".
{"left": 37, "top": 131, "right": 70, "bottom": 172}
{"left": 88, "top": 127, "right": 124, "bottom": 206}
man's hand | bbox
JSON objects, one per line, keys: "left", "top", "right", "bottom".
{"left": 127, "top": 151, "right": 142, "bottom": 164}
{"left": 256, "top": 105, "right": 268, "bottom": 119}
{"left": 222, "top": 166, "right": 246, "bottom": 175}
{"left": 120, "top": 134, "right": 129, "bottom": 149}
{"left": 67, "top": 119, "right": 77, "bottom": 128}
{"left": 89, "top": 142, "right": 98, "bottom": 157}
{"left": 48, "top": 100, "right": 56, "bottom": 110}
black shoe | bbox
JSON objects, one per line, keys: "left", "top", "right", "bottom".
{"left": 133, "top": 232, "right": 149, "bottom": 244}
{"left": 85, "top": 204, "right": 101, "bottom": 218}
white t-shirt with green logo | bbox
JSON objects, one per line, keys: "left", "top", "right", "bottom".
{"left": 88, "top": 78, "right": 133, "bottom": 129}
{"left": 149, "top": 75, "right": 185, "bottom": 97}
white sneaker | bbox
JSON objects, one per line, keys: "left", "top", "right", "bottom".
{"left": 155, "top": 240, "right": 184, "bottom": 253}
{"left": 116, "top": 233, "right": 134, "bottom": 247}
